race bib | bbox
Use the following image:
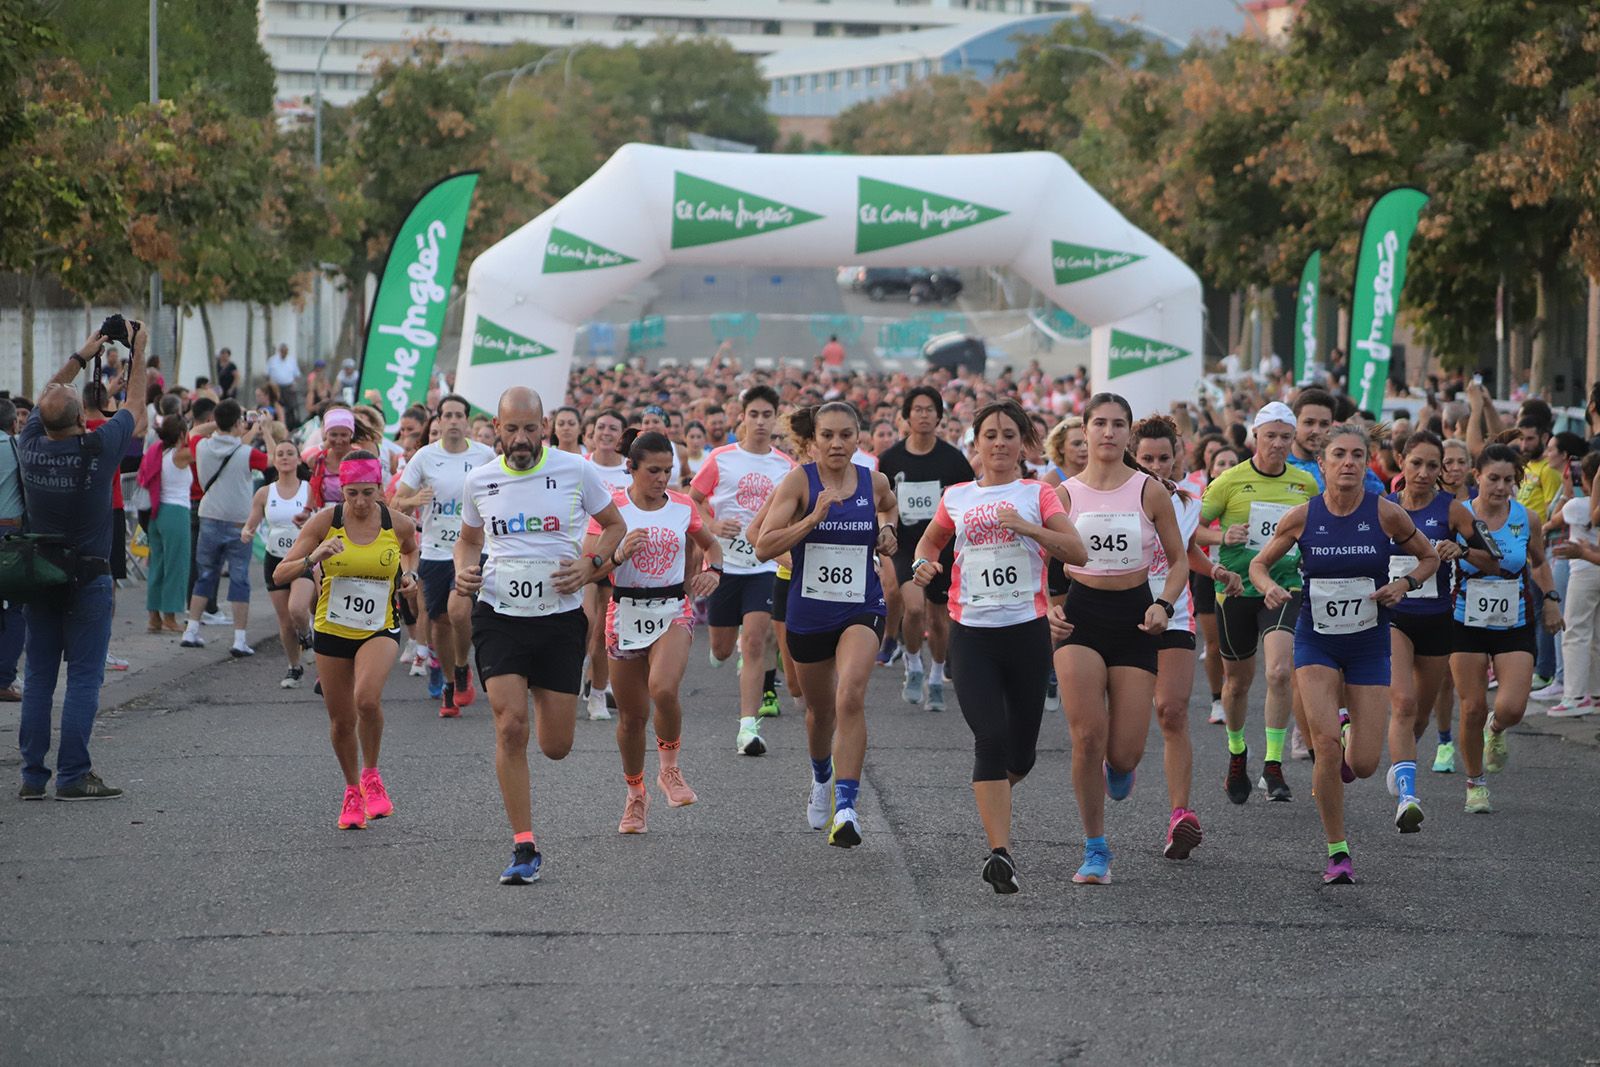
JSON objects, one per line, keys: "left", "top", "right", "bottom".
{"left": 801, "top": 543, "right": 867, "bottom": 603}
{"left": 1463, "top": 578, "right": 1518, "bottom": 629}
{"left": 326, "top": 576, "right": 389, "bottom": 631}
{"left": 1310, "top": 577, "right": 1378, "bottom": 635}
{"left": 495, "top": 558, "right": 562, "bottom": 617}
{"left": 614, "top": 596, "right": 684, "bottom": 651}
{"left": 1246, "top": 502, "right": 1292, "bottom": 551}
{"left": 1389, "top": 554, "right": 1431, "bottom": 599}
{"left": 266, "top": 524, "right": 298, "bottom": 557}
{"left": 962, "top": 542, "right": 1032, "bottom": 604}
{"left": 424, "top": 520, "right": 460, "bottom": 556}
{"left": 719, "top": 533, "right": 759, "bottom": 571}
{"left": 1076, "top": 510, "right": 1141, "bottom": 571}
{"left": 896, "top": 480, "right": 940, "bottom": 525}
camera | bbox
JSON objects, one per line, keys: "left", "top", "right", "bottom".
{"left": 98, "top": 314, "right": 134, "bottom": 346}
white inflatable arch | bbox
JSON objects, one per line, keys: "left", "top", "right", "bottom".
{"left": 456, "top": 143, "right": 1201, "bottom": 416}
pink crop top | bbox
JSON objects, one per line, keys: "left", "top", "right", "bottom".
{"left": 1063, "top": 470, "right": 1159, "bottom": 578}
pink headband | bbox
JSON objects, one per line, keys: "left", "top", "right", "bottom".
{"left": 324, "top": 409, "right": 356, "bottom": 432}
{"left": 341, "top": 458, "right": 383, "bottom": 485}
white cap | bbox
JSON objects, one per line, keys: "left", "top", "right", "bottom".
{"left": 1252, "top": 401, "right": 1297, "bottom": 431}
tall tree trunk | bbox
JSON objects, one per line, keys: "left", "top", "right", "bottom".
{"left": 197, "top": 302, "right": 218, "bottom": 385}
{"left": 19, "top": 270, "right": 37, "bottom": 401}
{"left": 1227, "top": 289, "right": 1243, "bottom": 356}
{"left": 1586, "top": 276, "right": 1598, "bottom": 424}
{"left": 1528, "top": 269, "right": 1550, "bottom": 397}
{"left": 262, "top": 303, "right": 274, "bottom": 375}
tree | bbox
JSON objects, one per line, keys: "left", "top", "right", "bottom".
{"left": 830, "top": 75, "right": 985, "bottom": 156}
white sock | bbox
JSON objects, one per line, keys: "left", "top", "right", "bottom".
{"left": 904, "top": 649, "right": 924, "bottom": 677}
{"left": 929, "top": 660, "right": 945, "bottom": 685}
{"left": 233, "top": 629, "right": 250, "bottom": 649}
{"left": 184, "top": 620, "right": 200, "bottom": 637}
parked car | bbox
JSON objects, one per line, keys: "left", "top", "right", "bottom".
{"left": 836, "top": 265, "right": 862, "bottom": 288}
{"left": 851, "top": 266, "right": 961, "bottom": 302}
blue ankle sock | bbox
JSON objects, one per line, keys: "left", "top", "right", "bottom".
{"left": 1438, "top": 728, "right": 1452, "bottom": 744}
{"left": 1393, "top": 760, "right": 1416, "bottom": 798}
{"left": 1086, "top": 835, "right": 1107, "bottom": 853}
{"left": 834, "top": 778, "right": 859, "bottom": 812}
{"left": 810, "top": 757, "right": 832, "bottom": 784}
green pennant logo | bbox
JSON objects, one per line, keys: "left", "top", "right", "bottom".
{"left": 1051, "top": 240, "right": 1145, "bottom": 284}
{"left": 1108, "top": 329, "right": 1189, "bottom": 379}
{"left": 855, "top": 177, "right": 1007, "bottom": 253}
{"left": 543, "top": 228, "right": 638, "bottom": 274}
{"left": 671, "top": 172, "right": 822, "bottom": 249}
{"left": 470, "top": 316, "right": 556, "bottom": 367}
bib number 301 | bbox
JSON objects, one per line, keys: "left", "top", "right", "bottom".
{"left": 326, "top": 576, "right": 389, "bottom": 631}
{"left": 1310, "top": 577, "right": 1377, "bottom": 635}
{"left": 496, "top": 558, "right": 562, "bottom": 617}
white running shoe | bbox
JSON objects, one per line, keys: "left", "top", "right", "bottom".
{"left": 1548, "top": 696, "right": 1594, "bottom": 718}
{"left": 902, "top": 670, "right": 924, "bottom": 705}
{"left": 736, "top": 716, "right": 765, "bottom": 756}
{"left": 1207, "top": 699, "right": 1225, "bottom": 725}
{"left": 104, "top": 651, "right": 129, "bottom": 671}
{"left": 1529, "top": 681, "right": 1564, "bottom": 703}
{"left": 828, "top": 807, "right": 862, "bottom": 848}
{"left": 806, "top": 778, "right": 831, "bottom": 830}
{"left": 200, "top": 610, "right": 233, "bottom": 626}
{"left": 1291, "top": 725, "right": 1311, "bottom": 761}
{"left": 587, "top": 688, "right": 612, "bottom": 721}
{"left": 1385, "top": 764, "right": 1399, "bottom": 797}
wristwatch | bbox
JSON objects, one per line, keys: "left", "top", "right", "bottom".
{"left": 1155, "top": 598, "right": 1175, "bottom": 619}
{"left": 707, "top": 563, "right": 724, "bottom": 574}
{"left": 1402, "top": 574, "right": 1422, "bottom": 592}
{"left": 584, "top": 552, "right": 604, "bottom": 570}
{"left": 1544, "top": 590, "right": 1562, "bottom": 604}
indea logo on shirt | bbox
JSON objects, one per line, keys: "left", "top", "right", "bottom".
{"left": 489, "top": 512, "right": 562, "bottom": 535}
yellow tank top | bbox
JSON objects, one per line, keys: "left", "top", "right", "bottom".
{"left": 314, "top": 504, "right": 401, "bottom": 638}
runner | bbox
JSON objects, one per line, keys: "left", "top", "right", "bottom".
{"left": 549, "top": 405, "right": 584, "bottom": 455}
{"left": 1431, "top": 437, "right": 1476, "bottom": 771}
{"left": 244, "top": 439, "right": 314, "bottom": 688}
{"left": 1193, "top": 443, "right": 1243, "bottom": 725}
{"left": 879, "top": 386, "right": 974, "bottom": 712}
{"left": 1549, "top": 452, "right": 1600, "bottom": 715}
{"left": 1384, "top": 431, "right": 1475, "bottom": 830}
{"left": 1201, "top": 402, "right": 1319, "bottom": 804}
{"left": 913, "top": 400, "right": 1085, "bottom": 893}
{"left": 690, "top": 385, "right": 795, "bottom": 755}
{"left": 1450, "top": 443, "right": 1563, "bottom": 815}
{"left": 751, "top": 410, "right": 815, "bottom": 718}
{"left": 1248, "top": 423, "right": 1438, "bottom": 883}
{"left": 1132, "top": 416, "right": 1243, "bottom": 861}
{"left": 756, "top": 402, "right": 897, "bottom": 848}
{"left": 393, "top": 394, "right": 496, "bottom": 717}
{"left": 453, "top": 387, "right": 625, "bottom": 884}
{"left": 582, "top": 409, "right": 630, "bottom": 721}
{"left": 273, "top": 451, "right": 420, "bottom": 830}
{"left": 306, "top": 406, "right": 357, "bottom": 508}
{"left": 590, "top": 429, "right": 723, "bottom": 833}
{"left": 1040, "top": 416, "right": 1087, "bottom": 710}
{"left": 1051, "top": 395, "right": 1190, "bottom": 885}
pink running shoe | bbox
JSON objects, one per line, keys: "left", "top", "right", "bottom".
{"left": 657, "top": 766, "right": 698, "bottom": 807}
{"left": 338, "top": 785, "right": 366, "bottom": 830}
{"left": 1163, "top": 808, "right": 1203, "bottom": 860}
{"left": 360, "top": 768, "right": 393, "bottom": 819}
{"left": 618, "top": 791, "right": 649, "bottom": 834}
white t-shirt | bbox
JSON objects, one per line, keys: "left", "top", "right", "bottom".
{"left": 610, "top": 489, "right": 702, "bottom": 589}
{"left": 853, "top": 449, "right": 878, "bottom": 471}
{"left": 689, "top": 443, "right": 797, "bottom": 575}
{"left": 399, "top": 439, "right": 497, "bottom": 561}
{"left": 588, "top": 456, "right": 631, "bottom": 498}
{"left": 461, "top": 448, "right": 614, "bottom": 615}
{"left": 262, "top": 479, "right": 310, "bottom": 557}
{"left": 1562, "top": 496, "right": 1596, "bottom": 574}
{"left": 932, "top": 479, "right": 1065, "bottom": 628}
{"left": 1148, "top": 492, "right": 1202, "bottom": 633}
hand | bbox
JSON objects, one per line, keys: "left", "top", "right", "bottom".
{"left": 1223, "top": 523, "right": 1248, "bottom": 546}
{"left": 552, "top": 556, "right": 594, "bottom": 595}
{"left": 1047, "top": 602, "right": 1074, "bottom": 642}
{"left": 1260, "top": 582, "right": 1290, "bottom": 611}
{"left": 130, "top": 320, "right": 148, "bottom": 355}
{"left": 994, "top": 504, "right": 1028, "bottom": 534}
{"left": 310, "top": 539, "right": 346, "bottom": 565}
{"left": 712, "top": 517, "right": 743, "bottom": 539}
{"left": 1373, "top": 580, "right": 1409, "bottom": 608}
{"left": 411, "top": 485, "right": 434, "bottom": 509}
{"left": 398, "top": 572, "right": 419, "bottom": 599}
{"left": 454, "top": 563, "right": 483, "bottom": 596}
{"left": 911, "top": 558, "right": 942, "bottom": 587}
{"left": 294, "top": 508, "right": 311, "bottom": 528}
{"left": 75, "top": 332, "right": 106, "bottom": 363}
{"left": 616, "top": 529, "right": 649, "bottom": 562}
{"left": 1466, "top": 380, "right": 1487, "bottom": 407}
{"left": 1543, "top": 599, "right": 1565, "bottom": 635}
{"left": 875, "top": 526, "right": 897, "bottom": 555}
{"left": 1138, "top": 602, "right": 1169, "bottom": 635}
{"left": 1436, "top": 540, "right": 1463, "bottom": 563}
{"left": 810, "top": 487, "right": 844, "bottom": 520}
{"left": 686, "top": 569, "right": 720, "bottom": 599}
{"left": 239, "top": 527, "right": 255, "bottom": 544}
{"left": 1212, "top": 565, "right": 1243, "bottom": 597}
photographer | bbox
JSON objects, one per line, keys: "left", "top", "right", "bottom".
{"left": 16, "top": 318, "right": 148, "bottom": 801}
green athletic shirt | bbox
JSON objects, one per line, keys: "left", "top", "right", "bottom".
{"left": 1199, "top": 458, "right": 1319, "bottom": 598}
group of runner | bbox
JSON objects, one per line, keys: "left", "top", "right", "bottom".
{"left": 260, "top": 371, "right": 1574, "bottom": 891}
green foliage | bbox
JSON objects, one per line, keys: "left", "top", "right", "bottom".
{"left": 830, "top": 75, "right": 985, "bottom": 155}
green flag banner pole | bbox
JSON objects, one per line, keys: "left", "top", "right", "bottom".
{"left": 358, "top": 171, "right": 480, "bottom": 431}
{"left": 1347, "top": 187, "right": 1428, "bottom": 412}
{"left": 1293, "top": 250, "right": 1321, "bottom": 384}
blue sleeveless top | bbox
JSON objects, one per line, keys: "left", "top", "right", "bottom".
{"left": 1297, "top": 492, "right": 1392, "bottom": 631}
{"left": 1386, "top": 489, "right": 1453, "bottom": 615}
{"left": 1453, "top": 499, "right": 1531, "bottom": 628}
{"left": 787, "top": 463, "right": 885, "bottom": 634}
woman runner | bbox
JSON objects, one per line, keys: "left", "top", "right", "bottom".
{"left": 1429, "top": 438, "right": 1476, "bottom": 771}
{"left": 583, "top": 409, "right": 631, "bottom": 721}
{"left": 275, "top": 451, "right": 420, "bottom": 830}
{"left": 589, "top": 430, "right": 722, "bottom": 832}
{"left": 756, "top": 402, "right": 898, "bottom": 849}
{"left": 246, "top": 439, "right": 316, "bottom": 688}
{"left": 913, "top": 400, "right": 1085, "bottom": 893}
{"left": 1051, "top": 394, "right": 1190, "bottom": 885}
{"left": 1249, "top": 424, "right": 1438, "bottom": 884}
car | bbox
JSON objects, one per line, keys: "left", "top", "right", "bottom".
{"left": 836, "top": 266, "right": 862, "bottom": 288}
{"left": 922, "top": 332, "right": 988, "bottom": 376}
{"left": 909, "top": 271, "right": 962, "bottom": 306}
{"left": 853, "top": 266, "right": 919, "bottom": 301}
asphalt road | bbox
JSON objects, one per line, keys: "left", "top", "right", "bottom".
{"left": 4, "top": 607, "right": 1600, "bottom": 1065}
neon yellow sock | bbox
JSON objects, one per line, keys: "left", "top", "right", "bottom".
{"left": 1327, "top": 840, "right": 1349, "bottom": 857}
{"left": 1265, "top": 727, "right": 1286, "bottom": 763}
{"left": 1226, "top": 728, "right": 1246, "bottom": 756}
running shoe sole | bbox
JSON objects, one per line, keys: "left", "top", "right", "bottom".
{"left": 739, "top": 736, "right": 766, "bottom": 757}
{"left": 500, "top": 868, "right": 540, "bottom": 885}
{"left": 1071, "top": 869, "right": 1111, "bottom": 885}
{"left": 1164, "top": 820, "right": 1202, "bottom": 860}
{"left": 1396, "top": 801, "right": 1424, "bottom": 834}
{"left": 829, "top": 819, "right": 862, "bottom": 848}
{"left": 982, "top": 854, "right": 1020, "bottom": 894}
{"left": 1322, "top": 869, "right": 1354, "bottom": 886}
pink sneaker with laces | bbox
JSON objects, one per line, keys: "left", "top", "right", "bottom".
{"left": 657, "top": 766, "right": 698, "bottom": 807}
{"left": 338, "top": 785, "right": 366, "bottom": 830}
{"left": 618, "top": 791, "right": 649, "bottom": 834}
{"left": 360, "top": 768, "right": 393, "bottom": 819}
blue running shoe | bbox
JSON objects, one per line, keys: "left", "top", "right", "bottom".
{"left": 1104, "top": 761, "right": 1135, "bottom": 802}
{"left": 1073, "top": 843, "right": 1112, "bottom": 885}
{"left": 427, "top": 664, "right": 445, "bottom": 700}
{"left": 499, "top": 843, "right": 541, "bottom": 885}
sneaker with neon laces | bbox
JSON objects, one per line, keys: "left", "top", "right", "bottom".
{"left": 925, "top": 681, "right": 945, "bottom": 713}
{"left": 1395, "top": 795, "right": 1424, "bottom": 833}
{"left": 587, "top": 688, "right": 612, "bottom": 721}
{"left": 427, "top": 663, "right": 445, "bottom": 700}
{"left": 439, "top": 685, "right": 460, "bottom": 718}
{"left": 902, "top": 669, "right": 924, "bottom": 705}
{"left": 1531, "top": 673, "right": 1553, "bottom": 693}
{"left": 454, "top": 671, "right": 476, "bottom": 707}
{"left": 1483, "top": 725, "right": 1509, "bottom": 772}
{"left": 1291, "top": 724, "right": 1311, "bottom": 760}
{"left": 1258, "top": 760, "right": 1292, "bottom": 801}
{"left": 500, "top": 843, "right": 541, "bottom": 885}
{"left": 1432, "top": 741, "right": 1456, "bottom": 773}
{"left": 1322, "top": 850, "right": 1354, "bottom": 885}
{"left": 1225, "top": 749, "right": 1251, "bottom": 805}
{"left": 1530, "top": 680, "right": 1564, "bottom": 703}
{"left": 1208, "top": 699, "right": 1225, "bottom": 725}
{"left": 828, "top": 807, "right": 862, "bottom": 848}
{"left": 1164, "top": 808, "right": 1202, "bottom": 860}
{"left": 1464, "top": 783, "right": 1493, "bottom": 814}
{"left": 806, "top": 778, "right": 831, "bottom": 830}
{"left": 758, "top": 689, "right": 781, "bottom": 718}
{"left": 360, "top": 768, "right": 393, "bottom": 819}
{"left": 657, "top": 766, "right": 697, "bottom": 807}
{"left": 1548, "top": 696, "right": 1594, "bottom": 718}
{"left": 337, "top": 785, "right": 366, "bottom": 829}
{"left": 1072, "top": 842, "right": 1112, "bottom": 884}
{"left": 1104, "top": 761, "right": 1135, "bottom": 801}
{"left": 736, "top": 716, "right": 766, "bottom": 756}
{"left": 281, "top": 666, "right": 304, "bottom": 689}
{"left": 618, "top": 791, "right": 649, "bottom": 834}
{"left": 981, "top": 849, "right": 1020, "bottom": 894}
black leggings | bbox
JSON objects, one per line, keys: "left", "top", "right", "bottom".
{"left": 949, "top": 617, "right": 1052, "bottom": 782}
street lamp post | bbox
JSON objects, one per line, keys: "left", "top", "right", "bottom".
{"left": 148, "top": 0, "right": 162, "bottom": 352}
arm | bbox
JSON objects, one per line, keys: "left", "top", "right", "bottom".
{"left": 911, "top": 516, "right": 956, "bottom": 586}
{"left": 560, "top": 503, "right": 627, "bottom": 594}
{"left": 1247, "top": 504, "right": 1307, "bottom": 608}
{"left": 1375, "top": 498, "right": 1438, "bottom": 607}
{"left": 126, "top": 324, "right": 149, "bottom": 439}
{"left": 271, "top": 508, "right": 337, "bottom": 586}
{"left": 872, "top": 471, "right": 899, "bottom": 557}
{"left": 1187, "top": 541, "right": 1242, "bottom": 596}
{"left": 1436, "top": 501, "right": 1472, "bottom": 562}
{"left": 241, "top": 486, "right": 269, "bottom": 541}
{"left": 685, "top": 524, "right": 724, "bottom": 598}
{"left": 393, "top": 513, "right": 421, "bottom": 606}
{"left": 452, "top": 521, "right": 485, "bottom": 597}
{"left": 1146, "top": 480, "right": 1189, "bottom": 624}
{"left": 48, "top": 331, "right": 105, "bottom": 390}
{"left": 755, "top": 469, "right": 835, "bottom": 562}
{"left": 1525, "top": 534, "right": 1564, "bottom": 634}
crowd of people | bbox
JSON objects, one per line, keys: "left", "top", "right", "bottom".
{"left": 8, "top": 322, "right": 1600, "bottom": 892}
